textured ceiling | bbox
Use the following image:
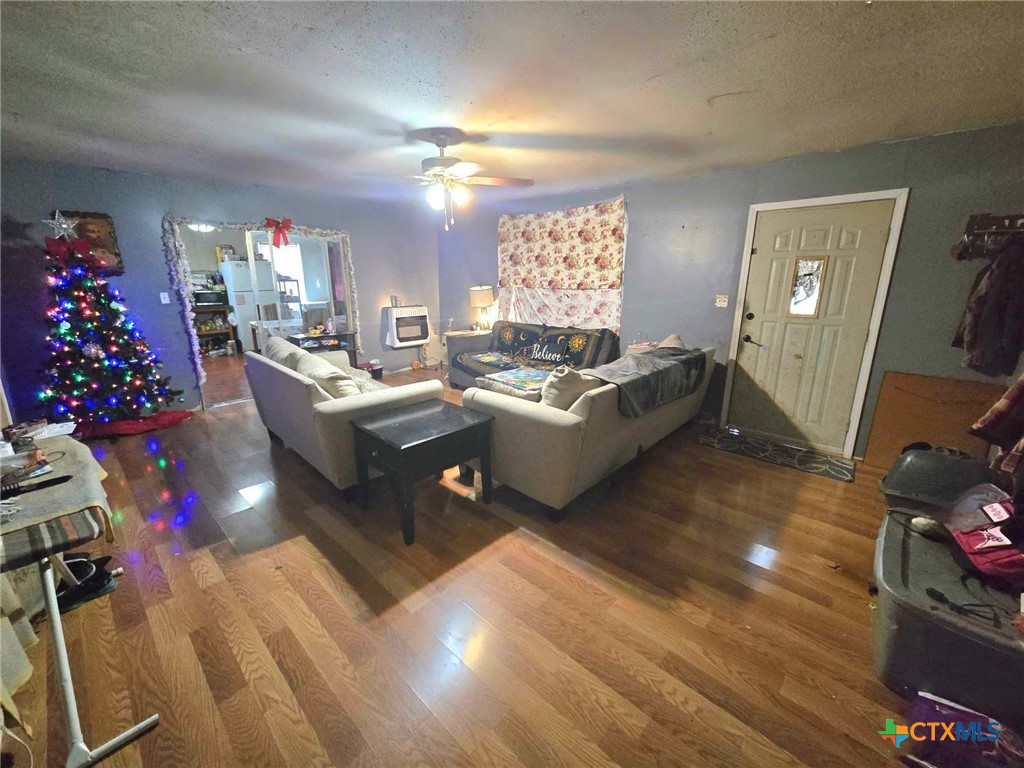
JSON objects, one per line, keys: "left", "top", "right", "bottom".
{"left": 2, "top": 2, "right": 1022, "bottom": 200}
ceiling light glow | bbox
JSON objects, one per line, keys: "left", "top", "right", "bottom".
{"left": 426, "top": 183, "right": 446, "bottom": 211}
{"left": 451, "top": 185, "right": 471, "bottom": 208}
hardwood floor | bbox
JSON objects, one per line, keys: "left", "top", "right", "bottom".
{"left": 201, "top": 353, "right": 252, "bottom": 406}
{"left": 5, "top": 368, "right": 903, "bottom": 767}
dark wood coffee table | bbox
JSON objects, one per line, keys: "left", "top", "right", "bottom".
{"left": 351, "top": 400, "right": 493, "bottom": 545}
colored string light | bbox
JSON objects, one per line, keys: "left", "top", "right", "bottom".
{"left": 39, "top": 238, "right": 183, "bottom": 423}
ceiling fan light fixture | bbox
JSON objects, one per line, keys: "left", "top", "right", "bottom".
{"left": 450, "top": 184, "right": 471, "bottom": 208}
{"left": 426, "top": 183, "right": 446, "bottom": 211}
{"left": 408, "top": 126, "right": 532, "bottom": 229}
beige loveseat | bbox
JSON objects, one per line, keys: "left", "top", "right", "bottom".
{"left": 461, "top": 347, "right": 715, "bottom": 516}
{"left": 244, "top": 338, "right": 443, "bottom": 492}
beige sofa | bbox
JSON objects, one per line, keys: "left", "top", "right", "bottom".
{"left": 461, "top": 347, "right": 715, "bottom": 516}
{"left": 244, "top": 342, "right": 443, "bottom": 492}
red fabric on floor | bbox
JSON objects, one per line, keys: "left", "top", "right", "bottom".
{"left": 76, "top": 410, "right": 192, "bottom": 440}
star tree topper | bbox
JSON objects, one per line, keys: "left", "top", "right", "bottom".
{"left": 42, "top": 210, "right": 80, "bottom": 240}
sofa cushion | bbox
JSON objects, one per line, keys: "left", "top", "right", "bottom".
{"left": 540, "top": 326, "right": 619, "bottom": 369}
{"left": 475, "top": 376, "right": 542, "bottom": 401}
{"left": 541, "top": 366, "right": 603, "bottom": 410}
{"left": 295, "top": 354, "right": 361, "bottom": 398}
{"left": 450, "top": 351, "right": 519, "bottom": 383}
{"left": 657, "top": 333, "right": 687, "bottom": 349}
{"left": 263, "top": 335, "right": 306, "bottom": 370}
{"left": 491, "top": 320, "right": 545, "bottom": 357}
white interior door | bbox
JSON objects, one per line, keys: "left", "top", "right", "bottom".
{"left": 726, "top": 198, "right": 896, "bottom": 454}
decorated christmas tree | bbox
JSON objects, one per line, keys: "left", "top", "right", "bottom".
{"left": 39, "top": 212, "right": 182, "bottom": 424}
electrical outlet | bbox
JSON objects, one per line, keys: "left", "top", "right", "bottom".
{"left": 159, "top": 292, "right": 170, "bottom": 304}
{"left": 714, "top": 294, "right": 729, "bottom": 308}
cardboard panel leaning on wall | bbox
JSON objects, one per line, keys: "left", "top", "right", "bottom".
{"left": 0, "top": 160, "right": 441, "bottom": 422}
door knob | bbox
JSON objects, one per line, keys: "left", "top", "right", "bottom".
{"left": 742, "top": 334, "right": 764, "bottom": 348}
{"left": 745, "top": 312, "right": 755, "bottom": 320}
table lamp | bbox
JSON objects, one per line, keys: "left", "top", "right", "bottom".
{"left": 469, "top": 285, "right": 495, "bottom": 329}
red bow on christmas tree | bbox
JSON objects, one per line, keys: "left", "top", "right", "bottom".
{"left": 264, "top": 217, "right": 293, "bottom": 247}
{"left": 45, "top": 237, "right": 93, "bottom": 266}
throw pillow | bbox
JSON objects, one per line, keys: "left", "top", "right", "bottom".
{"left": 475, "top": 376, "right": 543, "bottom": 402}
{"left": 529, "top": 341, "right": 567, "bottom": 365}
{"left": 541, "top": 365, "right": 602, "bottom": 410}
{"left": 352, "top": 376, "right": 388, "bottom": 394}
{"left": 263, "top": 335, "right": 305, "bottom": 370}
{"left": 295, "top": 354, "right": 361, "bottom": 398}
{"left": 657, "top": 333, "right": 687, "bottom": 349}
{"left": 316, "top": 350, "right": 370, "bottom": 379}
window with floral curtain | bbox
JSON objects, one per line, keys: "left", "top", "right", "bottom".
{"left": 497, "top": 197, "right": 627, "bottom": 332}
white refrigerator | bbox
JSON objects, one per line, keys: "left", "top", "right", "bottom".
{"left": 219, "top": 261, "right": 277, "bottom": 352}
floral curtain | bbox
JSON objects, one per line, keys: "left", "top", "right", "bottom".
{"left": 497, "top": 197, "right": 627, "bottom": 331}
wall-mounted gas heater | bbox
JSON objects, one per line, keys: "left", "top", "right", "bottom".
{"left": 385, "top": 305, "right": 430, "bottom": 348}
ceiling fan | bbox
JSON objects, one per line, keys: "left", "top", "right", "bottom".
{"left": 407, "top": 127, "right": 533, "bottom": 230}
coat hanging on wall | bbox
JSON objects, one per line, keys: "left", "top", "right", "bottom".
{"left": 951, "top": 214, "right": 1024, "bottom": 377}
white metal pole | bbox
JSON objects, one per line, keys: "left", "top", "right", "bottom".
{"left": 39, "top": 558, "right": 85, "bottom": 748}
{"left": 39, "top": 557, "right": 159, "bottom": 768}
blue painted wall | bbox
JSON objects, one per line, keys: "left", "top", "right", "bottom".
{"left": 0, "top": 160, "right": 440, "bottom": 420}
{"left": 438, "top": 122, "right": 1024, "bottom": 456}
{"left": 4, "top": 122, "right": 1021, "bottom": 456}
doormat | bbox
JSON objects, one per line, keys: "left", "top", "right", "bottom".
{"left": 697, "top": 426, "right": 855, "bottom": 482}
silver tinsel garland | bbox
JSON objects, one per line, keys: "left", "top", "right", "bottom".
{"left": 161, "top": 217, "right": 206, "bottom": 386}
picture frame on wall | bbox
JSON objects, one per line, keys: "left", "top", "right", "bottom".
{"left": 63, "top": 211, "right": 123, "bottom": 275}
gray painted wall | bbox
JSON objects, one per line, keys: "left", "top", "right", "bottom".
{"left": 0, "top": 160, "right": 440, "bottom": 420}
{"left": 439, "top": 122, "right": 1024, "bottom": 456}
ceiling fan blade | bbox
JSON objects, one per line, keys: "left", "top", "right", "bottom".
{"left": 406, "top": 127, "right": 489, "bottom": 147}
{"left": 351, "top": 172, "right": 422, "bottom": 182}
{"left": 465, "top": 176, "right": 535, "bottom": 188}
{"left": 446, "top": 161, "right": 481, "bottom": 178}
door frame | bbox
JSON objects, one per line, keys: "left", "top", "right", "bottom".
{"left": 720, "top": 188, "right": 910, "bottom": 458}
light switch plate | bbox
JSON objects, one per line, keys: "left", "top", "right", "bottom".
{"left": 714, "top": 294, "right": 729, "bottom": 308}
{"left": 159, "top": 292, "right": 170, "bottom": 304}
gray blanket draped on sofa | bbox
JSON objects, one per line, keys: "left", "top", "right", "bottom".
{"left": 586, "top": 347, "right": 707, "bottom": 417}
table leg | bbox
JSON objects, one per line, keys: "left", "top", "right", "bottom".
{"left": 40, "top": 558, "right": 159, "bottom": 768}
{"left": 51, "top": 554, "right": 81, "bottom": 588}
{"left": 399, "top": 470, "right": 415, "bottom": 545}
{"left": 356, "top": 456, "right": 369, "bottom": 509}
{"left": 479, "top": 443, "right": 493, "bottom": 505}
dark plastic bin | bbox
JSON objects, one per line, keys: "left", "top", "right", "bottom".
{"left": 873, "top": 514, "right": 1024, "bottom": 727}
{"left": 880, "top": 449, "right": 1013, "bottom": 512}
